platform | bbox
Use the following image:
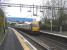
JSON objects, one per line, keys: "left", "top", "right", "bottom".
{"left": 0, "top": 27, "right": 37, "bottom": 50}
{"left": 40, "top": 30, "right": 67, "bottom": 38}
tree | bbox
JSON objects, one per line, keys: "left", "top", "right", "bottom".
{"left": 57, "top": 8, "right": 67, "bottom": 32}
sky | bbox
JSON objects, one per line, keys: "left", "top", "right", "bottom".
{"left": 1, "top": 0, "right": 48, "bottom": 21}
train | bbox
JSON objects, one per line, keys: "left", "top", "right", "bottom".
{"left": 15, "top": 21, "right": 40, "bottom": 34}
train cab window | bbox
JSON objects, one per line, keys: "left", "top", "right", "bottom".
{"left": 32, "top": 24, "right": 39, "bottom": 27}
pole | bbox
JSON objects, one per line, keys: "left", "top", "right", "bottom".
{"left": 42, "top": 0, "right": 44, "bottom": 17}
{"left": 50, "top": 19, "right": 52, "bottom": 32}
{"left": 50, "top": 0, "right": 53, "bottom": 32}
{"left": 36, "top": 6, "right": 37, "bottom": 16}
{"left": 33, "top": 4, "right": 34, "bottom": 15}
{"left": 20, "top": 4, "right": 22, "bottom": 12}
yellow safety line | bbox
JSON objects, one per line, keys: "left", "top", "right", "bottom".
{"left": 11, "top": 28, "right": 30, "bottom": 50}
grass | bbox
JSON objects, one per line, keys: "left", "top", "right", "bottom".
{"left": 0, "top": 29, "right": 8, "bottom": 44}
{"left": 0, "top": 30, "right": 5, "bottom": 44}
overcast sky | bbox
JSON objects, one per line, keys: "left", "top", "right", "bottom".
{"left": 2, "top": 0, "right": 48, "bottom": 21}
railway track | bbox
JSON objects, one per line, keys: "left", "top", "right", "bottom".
{"left": 16, "top": 29, "right": 67, "bottom": 50}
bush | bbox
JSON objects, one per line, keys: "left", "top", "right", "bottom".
{"left": 40, "top": 23, "right": 60, "bottom": 31}
{"left": 62, "top": 25, "right": 67, "bottom": 31}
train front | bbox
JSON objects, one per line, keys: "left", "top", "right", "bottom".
{"left": 31, "top": 21, "right": 40, "bottom": 32}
